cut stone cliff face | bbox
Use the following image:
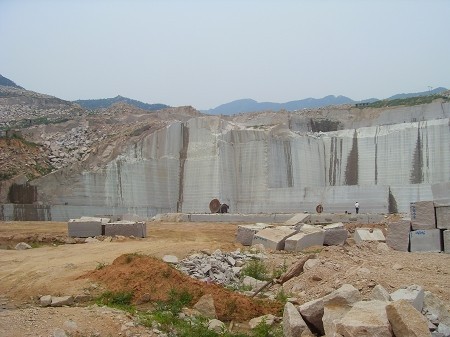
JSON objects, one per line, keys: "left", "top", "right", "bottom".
{"left": 23, "top": 112, "right": 450, "bottom": 219}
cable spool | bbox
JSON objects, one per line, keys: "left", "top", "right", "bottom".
{"left": 209, "top": 198, "right": 221, "bottom": 213}
{"left": 316, "top": 204, "right": 323, "bottom": 213}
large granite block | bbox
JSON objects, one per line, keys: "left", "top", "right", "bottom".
{"left": 104, "top": 221, "right": 147, "bottom": 238}
{"left": 443, "top": 230, "right": 450, "bottom": 254}
{"left": 410, "top": 201, "right": 436, "bottom": 230}
{"left": 386, "top": 218, "right": 411, "bottom": 252}
{"left": 323, "top": 223, "right": 348, "bottom": 246}
{"left": 285, "top": 227, "right": 325, "bottom": 252}
{"left": 409, "top": 229, "right": 441, "bottom": 252}
{"left": 68, "top": 219, "right": 102, "bottom": 238}
{"left": 251, "top": 226, "right": 297, "bottom": 250}
{"left": 354, "top": 228, "right": 385, "bottom": 243}
{"left": 435, "top": 205, "right": 450, "bottom": 229}
{"left": 236, "top": 223, "right": 270, "bottom": 246}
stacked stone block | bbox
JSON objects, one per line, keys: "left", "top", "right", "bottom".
{"left": 104, "top": 221, "right": 147, "bottom": 238}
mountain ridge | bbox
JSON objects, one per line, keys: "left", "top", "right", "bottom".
{"left": 74, "top": 95, "right": 170, "bottom": 111}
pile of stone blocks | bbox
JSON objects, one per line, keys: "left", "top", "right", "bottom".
{"left": 237, "top": 214, "right": 348, "bottom": 251}
{"left": 68, "top": 216, "right": 147, "bottom": 238}
{"left": 387, "top": 200, "right": 450, "bottom": 253}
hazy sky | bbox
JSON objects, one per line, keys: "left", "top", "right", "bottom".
{"left": 1, "top": 0, "right": 449, "bottom": 110}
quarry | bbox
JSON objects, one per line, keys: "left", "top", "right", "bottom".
{"left": 1, "top": 83, "right": 450, "bottom": 336}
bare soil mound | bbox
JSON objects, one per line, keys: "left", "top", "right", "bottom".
{"left": 83, "top": 253, "right": 282, "bottom": 322}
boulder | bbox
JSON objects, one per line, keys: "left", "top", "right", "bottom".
{"left": 283, "top": 302, "right": 312, "bottom": 337}
{"left": 336, "top": 300, "right": 392, "bottom": 337}
{"left": 298, "top": 297, "right": 325, "bottom": 335}
{"left": 390, "top": 284, "right": 424, "bottom": 312}
{"left": 386, "top": 299, "right": 432, "bottom": 337}
{"left": 193, "top": 294, "right": 217, "bottom": 319}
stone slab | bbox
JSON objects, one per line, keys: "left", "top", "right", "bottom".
{"left": 79, "top": 216, "right": 110, "bottom": 223}
{"left": 236, "top": 223, "right": 270, "bottom": 246}
{"left": 323, "top": 222, "right": 348, "bottom": 246}
{"left": 443, "top": 230, "right": 450, "bottom": 254}
{"left": 435, "top": 205, "right": 450, "bottom": 229}
{"left": 104, "top": 221, "right": 147, "bottom": 238}
{"left": 410, "top": 201, "right": 436, "bottom": 230}
{"left": 284, "top": 229, "right": 325, "bottom": 252}
{"left": 409, "top": 229, "right": 442, "bottom": 253}
{"left": 251, "top": 226, "right": 297, "bottom": 250}
{"left": 284, "top": 213, "right": 311, "bottom": 227}
{"left": 354, "top": 228, "right": 385, "bottom": 244}
{"left": 386, "top": 218, "right": 411, "bottom": 252}
{"left": 67, "top": 219, "right": 102, "bottom": 238}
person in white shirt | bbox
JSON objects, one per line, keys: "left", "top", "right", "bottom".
{"left": 355, "top": 202, "right": 360, "bottom": 214}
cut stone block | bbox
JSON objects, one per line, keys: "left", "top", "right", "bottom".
{"left": 390, "top": 285, "right": 425, "bottom": 312}
{"left": 444, "top": 230, "right": 450, "bottom": 254}
{"left": 323, "top": 222, "right": 348, "bottom": 246}
{"left": 435, "top": 205, "right": 450, "bottom": 229}
{"left": 236, "top": 223, "right": 269, "bottom": 246}
{"left": 68, "top": 219, "right": 102, "bottom": 238}
{"left": 410, "top": 229, "right": 442, "bottom": 253}
{"left": 354, "top": 228, "right": 385, "bottom": 244}
{"left": 104, "top": 221, "right": 147, "bottom": 238}
{"left": 79, "top": 216, "right": 110, "bottom": 223}
{"left": 284, "top": 213, "right": 311, "bottom": 227}
{"left": 410, "top": 201, "right": 436, "bottom": 230}
{"left": 284, "top": 226, "right": 324, "bottom": 252}
{"left": 386, "top": 218, "right": 411, "bottom": 251}
{"left": 251, "top": 226, "right": 297, "bottom": 250}
{"left": 336, "top": 300, "right": 391, "bottom": 337}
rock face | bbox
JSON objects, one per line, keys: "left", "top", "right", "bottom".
{"left": 2, "top": 97, "right": 450, "bottom": 220}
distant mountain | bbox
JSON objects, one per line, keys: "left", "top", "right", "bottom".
{"left": 387, "top": 87, "right": 447, "bottom": 100}
{"left": 74, "top": 95, "right": 169, "bottom": 111}
{"left": 0, "top": 74, "right": 23, "bottom": 89}
{"left": 204, "top": 95, "right": 355, "bottom": 115}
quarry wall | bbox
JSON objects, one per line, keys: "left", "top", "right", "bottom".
{"left": 1, "top": 102, "right": 450, "bottom": 221}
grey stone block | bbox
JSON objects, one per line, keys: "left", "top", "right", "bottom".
{"left": 354, "top": 228, "right": 385, "bottom": 244}
{"left": 251, "top": 226, "right": 297, "bottom": 250}
{"left": 285, "top": 226, "right": 325, "bottom": 252}
{"left": 323, "top": 223, "right": 348, "bottom": 246}
{"left": 410, "top": 229, "right": 442, "bottom": 252}
{"left": 68, "top": 219, "right": 102, "bottom": 238}
{"left": 284, "top": 213, "right": 311, "bottom": 226}
{"left": 435, "top": 205, "right": 450, "bottom": 229}
{"left": 236, "top": 223, "right": 270, "bottom": 246}
{"left": 443, "top": 230, "right": 450, "bottom": 254}
{"left": 410, "top": 201, "right": 436, "bottom": 230}
{"left": 386, "top": 218, "right": 411, "bottom": 252}
{"left": 104, "top": 221, "right": 147, "bottom": 238}
{"left": 390, "top": 284, "right": 425, "bottom": 312}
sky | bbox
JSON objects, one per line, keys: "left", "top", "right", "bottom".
{"left": 1, "top": 0, "right": 449, "bottom": 110}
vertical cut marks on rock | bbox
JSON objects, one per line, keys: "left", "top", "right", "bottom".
{"left": 177, "top": 123, "right": 189, "bottom": 212}
{"left": 344, "top": 130, "right": 359, "bottom": 186}
{"left": 410, "top": 126, "right": 423, "bottom": 184}
{"left": 268, "top": 139, "right": 293, "bottom": 188}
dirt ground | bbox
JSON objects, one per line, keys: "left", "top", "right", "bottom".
{"left": 0, "top": 220, "right": 450, "bottom": 337}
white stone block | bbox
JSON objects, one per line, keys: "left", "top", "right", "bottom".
{"left": 410, "top": 201, "right": 436, "bottom": 230}
{"left": 410, "top": 229, "right": 442, "bottom": 252}
{"left": 236, "top": 223, "right": 269, "bottom": 246}
{"left": 390, "top": 285, "right": 425, "bottom": 312}
{"left": 386, "top": 218, "right": 411, "bottom": 251}
{"left": 251, "top": 226, "right": 297, "bottom": 250}
{"left": 443, "top": 230, "right": 450, "bottom": 254}
{"left": 354, "top": 228, "right": 385, "bottom": 244}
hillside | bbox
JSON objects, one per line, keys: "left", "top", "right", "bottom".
{"left": 74, "top": 95, "right": 169, "bottom": 111}
{"left": 0, "top": 74, "right": 23, "bottom": 89}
